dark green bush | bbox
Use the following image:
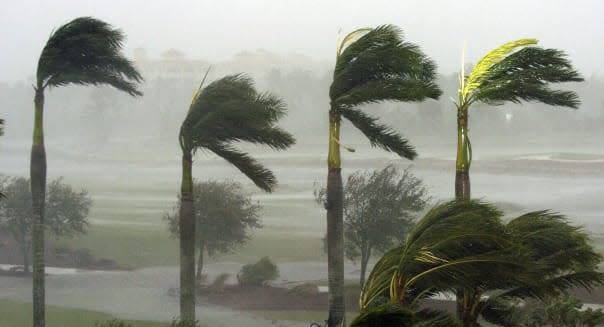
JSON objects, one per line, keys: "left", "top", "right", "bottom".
{"left": 73, "top": 247, "right": 94, "bottom": 266}
{"left": 94, "top": 319, "right": 132, "bottom": 327}
{"left": 237, "top": 256, "right": 279, "bottom": 286}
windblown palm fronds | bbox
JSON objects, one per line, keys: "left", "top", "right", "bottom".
{"left": 36, "top": 17, "right": 142, "bottom": 94}
{"left": 180, "top": 74, "right": 294, "bottom": 191}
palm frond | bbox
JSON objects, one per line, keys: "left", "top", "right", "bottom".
{"left": 475, "top": 47, "right": 583, "bottom": 107}
{"left": 205, "top": 143, "right": 276, "bottom": 192}
{"left": 37, "top": 17, "right": 142, "bottom": 95}
{"left": 184, "top": 74, "right": 295, "bottom": 150}
{"left": 331, "top": 24, "right": 441, "bottom": 107}
{"left": 462, "top": 38, "right": 537, "bottom": 100}
{"left": 340, "top": 107, "right": 416, "bottom": 159}
{"left": 350, "top": 303, "right": 417, "bottom": 327}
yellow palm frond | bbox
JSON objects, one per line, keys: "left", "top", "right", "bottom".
{"left": 461, "top": 38, "right": 538, "bottom": 101}
{"left": 336, "top": 27, "right": 372, "bottom": 58}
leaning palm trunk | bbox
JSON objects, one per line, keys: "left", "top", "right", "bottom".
{"left": 326, "top": 112, "right": 345, "bottom": 326}
{"left": 31, "top": 17, "right": 143, "bottom": 327}
{"left": 179, "top": 150, "right": 195, "bottom": 321}
{"left": 455, "top": 105, "right": 470, "bottom": 200}
{"left": 31, "top": 88, "right": 46, "bottom": 327}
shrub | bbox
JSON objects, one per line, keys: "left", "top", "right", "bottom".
{"left": 238, "top": 256, "right": 279, "bottom": 286}
{"left": 94, "top": 320, "right": 132, "bottom": 327}
{"left": 73, "top": 248, "right": 94, "bottom": 266}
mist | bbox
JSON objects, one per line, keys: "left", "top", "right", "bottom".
{"left": 1, "top": 1, "right": 604, "bottom": 326}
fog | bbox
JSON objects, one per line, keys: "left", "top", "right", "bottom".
{"left": 1, "top": 1, "right": 604, "bottom": 326}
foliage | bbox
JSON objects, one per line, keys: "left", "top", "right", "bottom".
{"left": 95, "top": 320, "right": 133, "bottom": 327}
{"left": 0, "top": 176, "right": 92, "bottom": 270}
{"left": 359, "top": 200, "right": 603, "bottom": 327}
{"left": 180, "top": 74, "right": 295, "bottom": 191}
{"left": 73, "top": 248, "right": 94, "bottom": 266}
{"left": 330, "top": 24, "right": 442, "bottom": 160}
{"left": 238, "top": 256, "right": 279, "bottom": 286}
{"left": 36, "top": 16, "right": 142, "bottom": 94}
{"left": 483, "top": 295, "right": 604, "bottom": 327}
{"left": 315, "top": 165, "right": 430, "bottom": 286}
{"left": 166, "top": 180, "right": 261, "bottom": 257}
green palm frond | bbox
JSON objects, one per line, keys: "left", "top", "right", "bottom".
{"left": 331, "top": 25, "right": 441, "bottom": 105}
{"left": 476, "top": 47, "right": 583, "bottom": 107}
{"left": 461, "top": 38, "right": 537, "bottom": 101}
{"left": 350, "top": 303, "right": 417, "bottom": 327}
{"left": 360, "top": 200, "right": 534, "bottom": 309}
{"left": 37, "top": 17, "right": 142, "bottom": 95}
{"left": 328, "top": 25, "right": 441, "bottom": 159}
{"left": 340, "top": 108, "right": 416, "bottom": 159}
{"left": 180, "top": 74, "right": 294, "bottom": 192}
{"left": 205, "top": 143, "right": 276, "bottom": 192}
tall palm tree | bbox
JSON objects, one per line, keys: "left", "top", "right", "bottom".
{"left": 178, "top": 73, "right": 295, "bottom": 322}
{"left": 326, "top": 25, "right": 441, "bottom": 326}
{"left": 32, "top": 17, "right": 142, "bottom": 327}
{"left": 359, "top": 200, "right": 603, "bottom": 327}
{"left": 453, "top": 39, "right": 583, "bottom": 199}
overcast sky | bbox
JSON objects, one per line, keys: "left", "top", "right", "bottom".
{"left": 1, "top": 0, "right": 603, "bottom": 82}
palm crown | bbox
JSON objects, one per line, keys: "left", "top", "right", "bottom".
{"left": 329, "top": 25, "right": 442, "bottom": 159}
{"left": 456, "top": 38, "right": 583, "bottom": 109}
{"left": 179, "top": 74, "right": 295, "bottom": 192}
{"left": 36, "top": 17, "right": 142, "bottom": 95}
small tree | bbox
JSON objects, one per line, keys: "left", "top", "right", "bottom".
{"left": 0, "top": 176, "right": 92, "bottom": 272}
{"left": 165, "top": 180, "right": 261, "bottom": 286}
{"left": 316, "top": 165, "right": 430, "bottom": 288}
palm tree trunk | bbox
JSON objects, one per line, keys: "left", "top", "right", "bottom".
{"left": 455, "top": 106, "right": 471, "bottom": 321}
{"left": 31, "top": 88, "right": 46, "bottom": 327}
{"left": 360, "top": 245, "right": 371, "bottom": 289}
{"left": 196, "top": 242, "right": 204, "bottom": 288}
{"left": 326, "top": 113, "right": 345, "bottom": 327}
{"left": 455, "top": 107, "right": 470, "bottom": 200}
{"left": 179, "top": 151, "right": 196, "bottom": 322}
{"left": 22, "top": 243, "right": 30, "bottom": 274}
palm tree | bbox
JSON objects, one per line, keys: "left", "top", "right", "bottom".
{"left": 31, "top": 17, "right": 142, "bottom": 327}
{"left": 453, "top": 39, "right": 583, "bottom": 199}
{"left": 326, "top": 25, "right": 441, "bottom": 326}
{"left": 359, "top": 200, "right": 603, "bottom": 327}
{"left": 178, "top": 73, "right": 295, "bottom": 322}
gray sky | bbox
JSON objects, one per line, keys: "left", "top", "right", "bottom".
{"left": 2, "top": 0, "right": 604, "bottom": 82}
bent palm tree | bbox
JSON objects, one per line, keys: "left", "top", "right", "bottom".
{"left": 32, "top": 17, "right": 142, "bottom": 327}
{"left": 453, "top": 39, "right": 583, "bottom": 199}
{"left": 326, "top": 25, "right": 441, "bottom": 326}
{"left": 178, "top": 73, "right": 294, "bottom": 322}
{"left": 359, "top": 200, "right": 603, "bottom": 327}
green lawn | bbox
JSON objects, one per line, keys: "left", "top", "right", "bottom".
{"left": 0, "top": 300, "right": 169, "bottom": 327}
{"left": 55, "top": 224, "right": 325, "bottom": 269}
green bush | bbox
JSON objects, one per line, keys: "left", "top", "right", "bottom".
{"left": 95, "top": 319, "right": 132, "bottom": 327}
{"left": 237, "top": 256, "right": 279, "bottom": 286}
{"left": 73, "top": 248, "right": 94, "bottom": 266}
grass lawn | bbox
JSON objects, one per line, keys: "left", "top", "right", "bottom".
{"left": 55, "top": 224, "right": 325, "bottom": 269}
{"left": 0, "top": 300, "right": 169, "bottom": 327}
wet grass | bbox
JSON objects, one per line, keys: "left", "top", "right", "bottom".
{"left": 0, "top": 300, "right": 169, "bottom": 327}
{"left": 55, "top": 224, "right": 325, "bottom": 269}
